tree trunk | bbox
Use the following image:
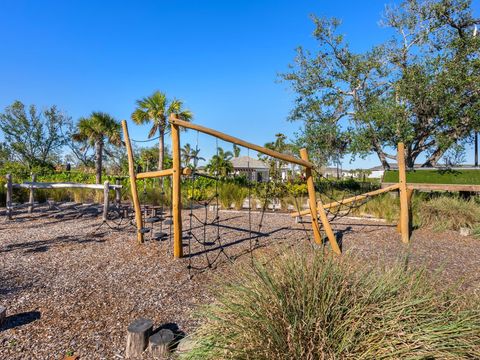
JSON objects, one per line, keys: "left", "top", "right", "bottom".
{"left": 475, "top": 131, "right": 478, "bottom": 167}
{"left": 158, "top": 128, "right": 165, "bottom": 171}
{"left": 95, "top": 140, "right": 104, "bottom": 184}
{"left": 374, "top": 148, "right": 391, "bottom": 170}
{"left": 422, "top": 147, "right": 445, "bottom": 167}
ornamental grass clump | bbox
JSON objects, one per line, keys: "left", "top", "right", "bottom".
{"left": 183, "top": 251, "right": 480, "bottom": 359}
{"left": 420, "top": 196, "right": 480, "bottom": 231}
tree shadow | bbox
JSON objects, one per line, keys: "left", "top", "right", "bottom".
{"left": 1, "top": 233, "right": 107, "bottom": 254}
{"left": 0, "top": 311, "right": 41, "bottom": 332}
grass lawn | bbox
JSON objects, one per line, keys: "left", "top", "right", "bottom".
{"left": 383, "top": 169, "right": 480, "bottom": 184}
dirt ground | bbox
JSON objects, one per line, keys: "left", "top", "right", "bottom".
{"left": 1, "top": 204, "right": 479, "bottom": 359}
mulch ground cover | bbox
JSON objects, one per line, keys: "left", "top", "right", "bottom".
{"left": 1, "top": 205, "right": 479, "bottom": 359}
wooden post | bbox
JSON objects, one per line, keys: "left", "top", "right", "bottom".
{"left": 28, "top": 173, "right": 36, "bottom": 214}
{"left": 115, "top": 179, "right": 121, "bottom": 205}
{"left": 103, "top": 181, "right": 110, "bottom": 222}
{"left": 300, "top": 149, "right": 341, "bottom": 254}
{"left": 148, "top": 329, "right": 174, "bottom": 358}
{"left": 396, "top": 187, "right": 413, "bottom": 233}
{"left": 121, "top": 120, "right": 144, "bottom": 243}
{"left": 6, "top": 174, "right": 12, "bottom": 220}
{"left": 171, "top": 114, "right": 183, "bottom": 258}
{"left": 397, "top": 143, "right": 410, "bottom": 243}
{"left": 125, "top": 318, "right": 153, "bottom": 358}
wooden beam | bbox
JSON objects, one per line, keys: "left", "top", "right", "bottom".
{"left": 290, "top": 183, "right": 400, "bottom": 217}
{"left": 136, "top": 167, "right": 192, "bottom": 180}
{"left": 397, "top": 142, "right": 410, "bottom": 243}
{"left": 300, "top": 149, "right": 341, "bottom": 254}
{"left": 170, "top": 116, "right": 314, "bottom": 168}
{"left": 121, "top": 120, "right": 144, "bottom": 244}
{"left": 171, "top": 115, "right": 183, "bottom": 258}
{"left": 13, "top": 182, "right": 122, "bottom": 190}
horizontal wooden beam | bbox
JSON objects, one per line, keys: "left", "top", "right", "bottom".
{"left": 290, "top": 183, "right": 400, "bottom": 217}
{"left": 169, "top": 116, "right": 314, "bottom": 168}
{"left": 382, "top": 182, "right": 480, "bottom": 192}
{"left": 8, "top": 182, "right": 122, "bottom": 190}
{"left": 136, "top": 167, "right": 192, "bottom": 180}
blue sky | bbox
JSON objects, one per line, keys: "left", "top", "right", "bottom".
{"left": 0, "top": 0, "right": 478, "bottom": 169}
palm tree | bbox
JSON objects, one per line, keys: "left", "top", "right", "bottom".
{"left": 181, "top": 143, "right": 194, "bottom": 168}
{"left": 182, "top": 143, "right": 205, "bottom": 170}
{"left": 131, "top": 91, "right": 192, "bottom": 171}
{"left": 233, "top": 144, "right": 241, "bottom": 158}
{"left": 191, "top": 148, "right": 205, "bottom": 170}
{"left": 207, "top": 147, "right": 234, "bottom": 177}
{"left": 72, "top": 112, "right": 121, "bottom": 184}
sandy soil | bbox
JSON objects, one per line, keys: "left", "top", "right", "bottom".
{"left": 1, "top": 204, "right": 479, "bottom": 359}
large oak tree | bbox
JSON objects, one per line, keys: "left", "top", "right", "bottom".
{"left": 283, "top": 0, "right": 480, "bottom": 169}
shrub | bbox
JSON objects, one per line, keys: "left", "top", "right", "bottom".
{"left": 420, "top": 196, "right": 480, "bottom": 231}
{"left": 184, "top": 251, "right": 480, "bottom": 359}
{"left": 218, "top": 183, "right": 248, "bottom": 210}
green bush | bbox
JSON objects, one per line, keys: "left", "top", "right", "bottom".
{"left": 184, "top": 251, "right": 480, "bottom": 359}
{"left": 218, "top": 183, "right": 248, "bottom": 210}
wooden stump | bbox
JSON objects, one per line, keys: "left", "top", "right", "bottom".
{"left": 125, "top": 318, "right": 153, "bottom": 358}
{"left": 0, "top": 305, "right": 6, "bottom": 326}
{"left": 148, "top": 329, "right": 174, "bottom": 358}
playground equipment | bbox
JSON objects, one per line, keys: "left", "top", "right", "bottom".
{"left": 4, "top": 174, "right": 122, "bottom": 221}
{"left": 122, "top": 114, "right": 412, "bottom": 259}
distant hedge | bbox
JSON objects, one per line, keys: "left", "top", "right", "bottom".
{"left": 383, "top": 169, "right": 480, "bottom": 184}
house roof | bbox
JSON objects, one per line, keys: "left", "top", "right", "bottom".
{"left": 231, "top": 156, "right": 268, "bottom": 169}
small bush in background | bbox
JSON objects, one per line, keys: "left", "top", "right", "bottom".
{"left": 184, "top": 251, "right": 480, "bottom": 359}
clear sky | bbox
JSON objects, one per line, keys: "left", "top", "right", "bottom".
{"left": 0, "top": 1, "right": 478, "bottom": 169}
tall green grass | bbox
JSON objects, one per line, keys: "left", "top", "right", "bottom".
{"left": 420, "top": 196, "right": 480, "bottom": 231}
{"left": 183, "top": 251, "right": 480, "bottom": 359}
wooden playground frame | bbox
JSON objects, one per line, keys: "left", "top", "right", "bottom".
{"left": 122, "top": 114, "right": 411, "bottom": 258}
{"left": 4, "top": 174, "right": 122, "bottom": 221}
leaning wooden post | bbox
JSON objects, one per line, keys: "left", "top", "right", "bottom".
{"left": 300, "top": 149, "right": 341, "bottom": 254}
{"left": 28, "top": 173, "right": 36, "bottom": 214}
{"left": 171, "top": 114, "right": 183, "bottom": 258}
{"left": 397, "top": 142, "right": 410, "bottom": 243}
{"left": 6, "top": 173, "right": 12, "bottom": 220}
{"left": 115, "top": 179, "right": 121, "bottom": 205}
{"left": 121, "top": 120, "right": 144, "bottom": 243}
{"left": 103, "top": 180, "right": 110, "bottom": 222}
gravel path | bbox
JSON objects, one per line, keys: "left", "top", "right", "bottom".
{"left": 1, "top": 205, "right": 479, "bottom": 359}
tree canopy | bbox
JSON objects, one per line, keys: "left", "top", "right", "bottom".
{"left": 0, "top": 101, "right": 69, "bottom": 169}
{"left": 282, "top": 0, "right": 480, "bottom": 169}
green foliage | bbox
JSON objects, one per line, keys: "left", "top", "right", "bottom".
{"left": 282, "top": 0, "right": 480, "bottom": 168}
{"left": 384, "top": 169, "right": 480, "bottom": 184}
{"left": 185, "top": 251, "right": 480, "bottom": 359}
{"left": 206, "top": 147, "right": 234, "bottom": 178}
{"left": 218, "top": 183, "right": 248, "bottom": 210}
{"left": 285, "top": 182, "right": 308, "bottom": 197}
{"left": 0, "top": 100, "right": 69, "bottom": 169}
{"left": 131, "top": 90, "right": 192, "bottom": 170}
{"left": 72, "top": 112, "right": 121, "bottom": 184}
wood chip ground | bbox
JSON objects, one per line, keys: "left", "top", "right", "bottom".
{"left": 1, "top": 205, "right": 479, "bottom": 359}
